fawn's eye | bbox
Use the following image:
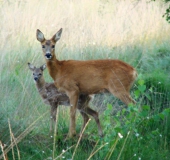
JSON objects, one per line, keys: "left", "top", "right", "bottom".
{"left": 33, "top": 73, "right": 35, "bottom": 75}
{"left": 42, "top": 45, "right": 45, "bottom": 49}
{"left": 39, "top": 73, "right": 42, "bottom": 76}
{"left": 52, "top": 45, "right": 55, "bottom": 49}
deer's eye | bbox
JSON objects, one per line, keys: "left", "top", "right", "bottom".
{"left": 33, "top": 73, "right": 35, "bottom": 75}
{"left": 52, "top": 45, "right": 55, "bottom": 49}
{"left": 39, "top": 73, "right": 42, "bottom": 76}
{"left": 42, "top": 45, "right": 45, "bottom": 49}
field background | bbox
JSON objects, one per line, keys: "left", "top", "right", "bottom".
{"left": 0, "top": 0, "right": 170, "bottom": 159}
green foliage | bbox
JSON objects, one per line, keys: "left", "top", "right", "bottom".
{"left": 162, "top": 10, "right": 170, "bottom": 23}
{"left": 89, "top": 79, "right": 170, "bottom": 160}
{"left": 1, "top": 49, "right": 170, "bottom": 159}
{"left": 152, "top": 0, "right": 170, "bottom": 23}
{"left": 163, "top": 5, "right": 170, "bottom": 23}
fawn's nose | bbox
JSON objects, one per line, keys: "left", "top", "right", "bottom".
{"left": 34, "top": 77, "right": 38, "bottom": 81}
{"left": 45, "top": 53, "right": 52, "bottom": 59}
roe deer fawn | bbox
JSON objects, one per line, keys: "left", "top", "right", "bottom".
{"left": 36, "top": 28, "right": 137, "bottom": 138}
{"left": 28, "top": 63, "right": 103, "bottom": 136}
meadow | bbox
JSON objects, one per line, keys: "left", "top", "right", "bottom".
{"left": 0, "top": 0, "right": 170, "bottom": 159}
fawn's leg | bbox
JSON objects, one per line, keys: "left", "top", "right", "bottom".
{"left": 50, "top": 107, "right": 53, "bottom": 133}
{"left": 50, "top": 102, "right": 58, "bottom": 133}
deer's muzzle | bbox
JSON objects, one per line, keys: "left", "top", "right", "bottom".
{"left": 45, "top": 53, "right": 52, "bottom": 59}
{"left": 34, "top": 77, "right": 38, "bottom": 81}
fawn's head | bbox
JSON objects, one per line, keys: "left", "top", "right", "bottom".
{"left": 28, "top": 63, "right": 46, "bottom": 82}
{"left": 36, "top": 28, "right": 62, "bottom": 60}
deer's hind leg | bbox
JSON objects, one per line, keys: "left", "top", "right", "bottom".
{"left": 112, "top": 91, "right": 135, "bottom": 105}
{"left": 108, "top": 83, "right": 135, "bottom": 105}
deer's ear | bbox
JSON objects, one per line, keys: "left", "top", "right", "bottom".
{"left": 51, "top": 28, "right": 62, "bottom": 43}
{"left": 40, "top": 64, "right": 46, "bottom": 71}
{"left": 28, "top": 63, "right": 35, "bottom": 71}
{"left": 36, "top": 29, "right": 45, "bottom": 42}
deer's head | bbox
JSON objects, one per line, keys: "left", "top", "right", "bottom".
{"left": 36, "top": 28, "right": 62, "bottom": 60}
{"left": 28, "top": 63, "right": 46, "bottom": 82}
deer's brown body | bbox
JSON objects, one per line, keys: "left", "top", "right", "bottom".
{"left": 28, "top": 63, "right": 103, "bottom": 136}
{"left": 36, "top": 28, "right": 137, "bottom": 137}
{"left": 47, "top": 59, "right": 136, "bottom": 95}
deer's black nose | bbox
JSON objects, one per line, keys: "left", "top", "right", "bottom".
{"left": 45, "top": 53, "right": 52, "bottom": 59}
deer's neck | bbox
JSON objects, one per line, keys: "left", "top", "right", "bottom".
{"left": 35, "top": 78, "right": 46, "bottom": 95}
{"left": 46, "top": 54, "right": 60, "bottom": 81}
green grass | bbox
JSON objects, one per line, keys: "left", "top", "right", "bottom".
{"left": 0, "top": 0, "right": 170, "bottom": 159}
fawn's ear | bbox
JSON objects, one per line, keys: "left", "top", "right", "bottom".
{"left": 51, "top": 28, "right": 62, "bottom": 43}
{"left": 36, "top": 29, "right": 45, "bottom": 42}
{"left": 28, "top": 62, "right": 35, "bottom": 71}
{"left": 40, "top": 64, "right": 46, "bottom": 71}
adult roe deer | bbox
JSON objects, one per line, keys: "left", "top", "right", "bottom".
{"left": 36, "top": 28, "right": 137, "bottom": 138}
{"left": 28, "top": 62, "right": 103, "bottom": 136}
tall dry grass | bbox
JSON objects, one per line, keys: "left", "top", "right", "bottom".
{"left": 0, "top": 0, "right": 169, "bottom": 67}
{"left": 0, "top": 0, "right": 169, "bottom": 49}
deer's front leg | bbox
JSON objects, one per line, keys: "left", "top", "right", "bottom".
{"left": 67, "top": 90, "right": 79, "bottom": 138}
